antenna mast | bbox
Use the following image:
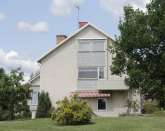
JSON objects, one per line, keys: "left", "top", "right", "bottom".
{"left": 76, "top": 5, "right": 80, "bottom": 28}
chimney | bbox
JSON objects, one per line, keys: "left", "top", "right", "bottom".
{"left": 79, "top": 22, "right": 88, "bottom": 28}
{"left": 56, "top": 35, "right": 67, "bottom": 44}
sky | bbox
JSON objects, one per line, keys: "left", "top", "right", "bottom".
{"left": 0, "top": 0, "right": 150, "bottom": 81}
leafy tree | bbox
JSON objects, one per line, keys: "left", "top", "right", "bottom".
{"left": 51, "top": 95, "right": 92, "bottom": 125}
{"left": 0, "top": 68, "right": 31, "bottom": 120}
{"left": 111, "top": 0, "right": 165, "bottom": 108}
{"left": 36, "top": 91, "right": 52, "bottom": 118}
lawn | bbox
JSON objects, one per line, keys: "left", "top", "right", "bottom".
{"left": 0, "top": 116, "right": 165, "bottom": 131}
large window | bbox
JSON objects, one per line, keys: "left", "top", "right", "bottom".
{"left": 78, "top": 39, "right": 105, "bottom": 67}
{"left": 78, "top": 67, "right": 104, "bottom": 79}
{"left": 98, "top": 99, "right": 106, "bottom": 110}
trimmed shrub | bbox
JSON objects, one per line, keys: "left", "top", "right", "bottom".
{"left": 36, "top": 91, "right": 52, "bottom": 118}
{"left": 143, "top": 102, "right": 159, "bottom": 114}
{"left": 51, "top": 95, "right": 92, "bottom": 125}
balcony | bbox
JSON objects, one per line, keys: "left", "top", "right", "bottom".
{"left": 96, "top": 79, "right": 129, "bottom": 90}
{"left": 78, "top": 79, "right": 129, "bottom": 90}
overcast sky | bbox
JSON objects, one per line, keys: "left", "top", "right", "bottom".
{"left": 0, "top": 0, "right": 150, "bottom": 81}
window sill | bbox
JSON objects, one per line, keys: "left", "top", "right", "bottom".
{"left": 97, "top": 109, "right": 107, "bottom": 112}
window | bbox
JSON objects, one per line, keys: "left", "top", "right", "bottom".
{"left": 78, "top": 52, "right": 105, "bottom": 66}
{"left": 79, "top": 40, "right": 91, "bottom": 51}
{"left": 79, "top": 40, "right": 105, "bottom": 52}
{"left": 92, "top": 40, "right": 105, "bottom": 51}
{"left": 99, "top": 67, "right": 104, "bottom": 79}
{"left": 78, "top": 67, "right": 97, "bottom": 79}
{"left": 31, "top": 91, "right": 38, "bottom": 105}
{"left": 98, "top": 99, "right": 106, "bottom": 110}
{"left": 78, "top": 67, "right": 104, "bottom": 79}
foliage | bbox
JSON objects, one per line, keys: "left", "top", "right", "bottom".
{"left": 0, "top": 68, "right": 31, "bottom": 120}
{"left": 36, "top": 91, "right": 52, "bottom": 118}
{"left": 111, "top": 0, "right": 165, "bottom": 108}
{"left": 143, "top": 102, "right": 159, "bottom": 114}
{"left": 51, "top": 95, "right": 92, "bottom": 125}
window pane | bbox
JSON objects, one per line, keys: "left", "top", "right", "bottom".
{"left": 79, "top": 40, "right": 91, "bottom": 51}
{"left": 79, "top": 40, "right": 105, "bottom": 51}
{"left": 98, "top": 99, "right": 106, "bottom": 110}
{"left": 78, "top": 52, "right": 105, "bottom": 66}
{"left": 78, "top": 67, "right": 97, "bottom": 79}
{"left": 99, "top": 67, "right": 104, "bottom": 79}
{"left": 32, "top": 91, "right": 38, "bottom": 105}
{"left": 92, "top": 40, "right": 105, "bottom": 51}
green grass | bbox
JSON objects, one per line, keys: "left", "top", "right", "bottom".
{"left": 0, "top": 116, "right": 165, "bottom": 131}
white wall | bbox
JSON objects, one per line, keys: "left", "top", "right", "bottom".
{"left": 83, "top": 91, "right": 128, "bottom": 117}
{"left": 40, "top": 37, "right": 78, "bottom": 106}
{"left": 111, "top": 91, "right": 128, "bottom": 114}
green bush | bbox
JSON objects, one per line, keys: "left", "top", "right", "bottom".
{"left": 143, "top": 102, "right": 159, "bottom": 114}
{"left": 51, "top": 95, "right": 92, "bottom": 125}
{"left": 36, "top": 91, "right": 52, "bottom": 118}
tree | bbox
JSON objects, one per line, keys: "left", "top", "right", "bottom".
{"left": 111, "top": 0, "right": 165, "bottom": 108}
{"left": 0, "top": 68, "right": 31, "bottom": 120}
{"left": 36, "top": 91, "right": 52, "bottom": 118}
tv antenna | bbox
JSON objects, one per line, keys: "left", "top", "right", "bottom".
{"left": 75, "top": 5, "right": 80, "bottom": 28}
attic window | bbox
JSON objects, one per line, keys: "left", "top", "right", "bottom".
{"left": 79, "top": 40, "right": 105, "bottom": 52}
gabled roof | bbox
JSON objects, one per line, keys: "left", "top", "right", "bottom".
{"left": 38, "top": 22, "right": 114, "bottom": 63}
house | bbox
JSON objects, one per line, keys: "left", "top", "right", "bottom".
{"left": 29, "top": 22, "right": 141, "bottom": 119}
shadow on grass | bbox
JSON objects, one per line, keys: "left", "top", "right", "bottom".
{"left": 52, "top": 121, "right": 96, "bottom": 127}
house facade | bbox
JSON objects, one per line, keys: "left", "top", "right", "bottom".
{"left": 29, "top": 22, "right": 141, "bottom": 119}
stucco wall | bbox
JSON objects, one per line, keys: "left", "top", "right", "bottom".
{"left": 40, "top": 37, "right": 78, "bottom": 106}
{"left": 83, "top": 91, "right": 128, "bottom": 117}
{"left": 111, "top": 91, "right": 128, "bottom": 114}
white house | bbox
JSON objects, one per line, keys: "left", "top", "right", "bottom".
{"left": 29, "top": 22, "right": 141, "bottom": 119}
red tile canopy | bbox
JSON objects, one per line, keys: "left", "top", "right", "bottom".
{"left": 71, "top": 90, "right": 110, "bottom": 98}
